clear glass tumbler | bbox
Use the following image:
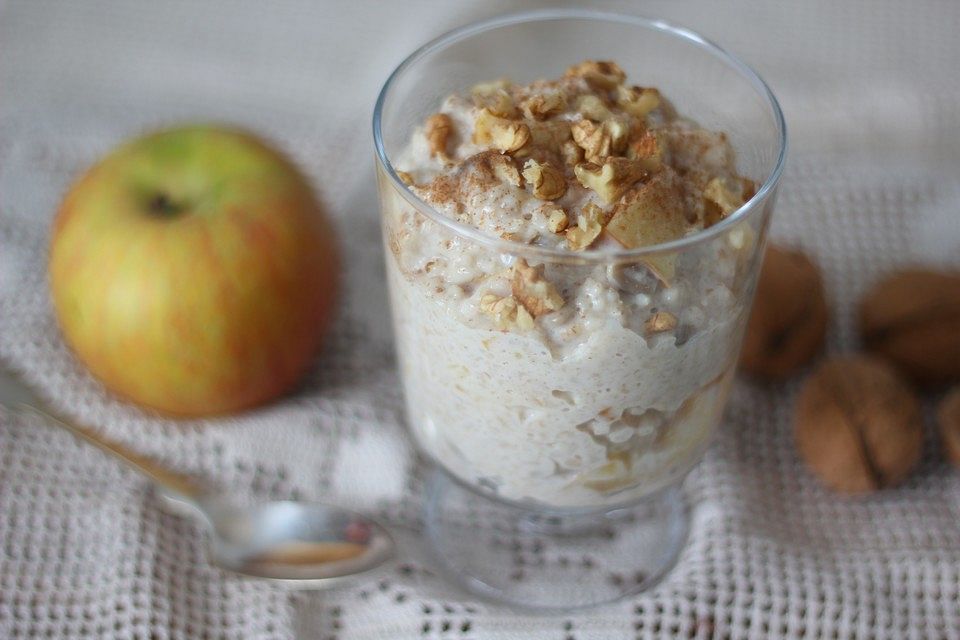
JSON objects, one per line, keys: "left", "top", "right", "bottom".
{"left": 373, "top": 9, "right": 785, "bottom": 609}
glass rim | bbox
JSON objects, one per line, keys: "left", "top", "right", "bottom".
{"left": 372, "top": 8, "right": 787, "bottom": 261}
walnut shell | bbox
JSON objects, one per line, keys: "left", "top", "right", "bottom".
{"left": 938, "top": 386, "right": 960, "bottom": 467}
{"left": 859, "top": 269, "right": 960, "bottom": 388}
{"left": 739, "top": 245, "right": 828, "bottom": 379}
{"left": 794, "top": 355, "right": 923, "bottom": 493}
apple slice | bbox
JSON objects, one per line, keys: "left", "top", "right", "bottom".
{"left": 605, "top": 175, "right": 687, "bottom": 284}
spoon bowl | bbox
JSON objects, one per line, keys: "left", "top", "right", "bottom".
{"left": 0, "top": 368, "right": 395, "bottom": 585}
{"left": 166, "top": 493, "right": 395, "bottom": 583}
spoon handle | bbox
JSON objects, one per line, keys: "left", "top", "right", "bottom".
{"left": 17, "top": 402, "right": 205, "bottom": 502}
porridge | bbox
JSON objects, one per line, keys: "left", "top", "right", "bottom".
{"left": 381, "top": 61, "right": 758, "bottom": 507}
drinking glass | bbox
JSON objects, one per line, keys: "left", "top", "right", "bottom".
{"left": 373, "top": 9, "right": 786, "bottom": 609}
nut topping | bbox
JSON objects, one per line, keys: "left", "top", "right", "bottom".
{"left": 573, "top": 157, "right": 647, "bottom": 204}
{"left": 521, "top": 92, "right": 567, "bottom": 120}
{"left": 570, "top": 119, "right": 611, "bottom": 164}
{"left": 473, "top": 86, "right": 518, "bottom": 118}
{"left": 522, "top": 159, "right": 567, "bottom": 201}
{"left": 491, "top": 121, "right": 531, "bottom": 153}
{"left": 616, "top": 85, "right": 661, "bottom": 118}
{"left": 486, "top": 153, "right": 522, "bottom": 187}
{"left": 565, "top": 203, "right": 608, "bottom": 251}
{"left": 604, "top": 118, "right": 631, "bottom": 154}
{"left": 473, "top": 108, "right": 531, "bottom": 153}
{"left": 480, "top": 294, "right": 534, "bottom": 331}
{"left": 511, "top": 259, "right": 565, "bottom": 317}
{"left": 470, "top": 79, "right": 511, "bottom": 95}
{"left": 565, "top": 60, "right": 626, "bottom": 90}
{"left": 425, "top": 113, "right": 454, "bottom": 160}
{"left": 576, "top": 95, "right": 614, "bottom": 122}
{"left": 546, "top": 207, "right": 569, "bottom": 233}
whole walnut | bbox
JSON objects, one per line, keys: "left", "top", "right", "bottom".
{"left": 938, "top": 386, "right": 960, "bottom": 467}
{"left": 859, "top": 269, "right": 960, "bottom": 388}
{"left": 739, "top": 244, "right": 828, "bottom": 379}
{"left": 794, "top": 355, "right": 923, "bottom": 494}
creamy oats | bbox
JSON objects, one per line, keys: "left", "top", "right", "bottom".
{"left": 381, "top": 61, "right": 758, "bottom": 508}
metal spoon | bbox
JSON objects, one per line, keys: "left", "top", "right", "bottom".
{"left": 0, "top": 369, "right": 394, "bottom": 586}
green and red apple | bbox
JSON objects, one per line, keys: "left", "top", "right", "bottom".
{"left": 48, "top": 125, "right": 339, "bottom": 416}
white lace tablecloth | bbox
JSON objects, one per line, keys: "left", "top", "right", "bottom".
{"left": 2, "top": 1, "right": 960, "bottom": 638}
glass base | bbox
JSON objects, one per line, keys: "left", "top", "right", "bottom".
{"left": 423, "top": 468, "right": 689, "bottom": 611}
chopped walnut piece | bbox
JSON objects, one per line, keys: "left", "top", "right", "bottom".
{"left": 627, "top": 130, "right": 664, "bottom": 172}
{"left": 646, "top": 311, "right": 678, "bottom": 334}
{"left": 546, "top": 207, "right": 569, "bottom": 233}
{"left": 472, "top": 108, "right": 502, "bottom": 145}
{"left": 576, "top": 95, "right": 614, "bottom": 122}
{"left": 519, "top": 120, "right": 572, "bottom": 159}
{"left": 570, "top": 119, "right": 611, "bottom": 164}
{"left": 487, "top": 153, "right": 522, "bottom": 187}
{"left": 461, "top": 150, "right": 523, "bottom": 190}
{"left": 425, "top": 113, "right": 454, "bottom": 159}
{"left": 512, "top": 259, "right": 565, "bottom": 317}
{"left": 473, "top": 88, "right": 518, "bottom": 118}
{"left": 492, "top": 121, "right": 531, "bottom": 153}
{"left": 565, "top": 60, "right": 626, "bottom": 90}
{"left": 616, "top": 85, "right": 661, "bottom": 118}
{"left": 605, "top": 175, "right": 687, "bottom": 283}
{"left": 521, "top": 92, "right": 567, "bottom": 120}
{"left": 479, "top": 294, "right": 534, "bottom": 331}
{"left": 515, "top": 305, "right": 535, "bottom": 330}
{"left": 522, "top": 159, "right": 567, "bottom": 201}
{"left": 565, "top": 202, "right": 608, "bottom": 251}
{"left": 605, "top": 118, "right": 630, "bottom": 154}
{"left": 479, "top": 293, "right": 498, "bottom": 311}
{"left": 396, "top": 171, "right": 415, "bottom": 186}
{"left": 561, "top": 140, "right": 584, "bottom": 167}
{"left": 574, "top": 157, "right": 647, "bottom": 204}
{"left": 473, "top": 108, "right": 530, "bottom": 153}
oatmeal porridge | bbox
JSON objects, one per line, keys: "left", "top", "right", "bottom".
{"left": 381, "top": 61, "right": 759, "bottom": 508}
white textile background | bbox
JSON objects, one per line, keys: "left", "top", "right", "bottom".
{"left": 2, "top": 1, "right": 960, "bottom": 638}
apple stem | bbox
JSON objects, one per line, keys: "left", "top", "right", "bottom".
{"left": 149, "top": 193, "right": 182, "bottom": 217}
